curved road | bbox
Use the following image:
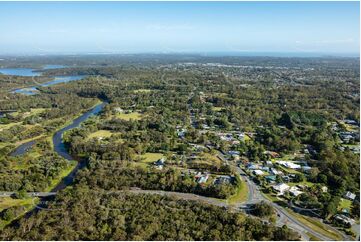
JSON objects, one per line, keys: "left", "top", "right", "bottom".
{"left": 236, "top": 164, "right": 349, "bottom": 241}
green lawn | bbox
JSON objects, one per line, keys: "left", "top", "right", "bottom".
{"left": 115, "top": 112, "right": 142, "bottom": 121}
{"left": 140, "top": 152, "right": 164, "bottom": 163}
{"left": 87, "top": 130, "right": 113, "bottom": 140}
{"left": 338, "top": 198, "right": 352, "bottom": 211}
{"left": 286, "top": 208, "right": 343, "bottom": 241}
{"left": 306, "top": 232, "right": 322, "bottom": 241}
{"left": 212, "top": 107, "right": 224, "bottom": 112}
{"left": 0, "top": 122, "right": 21, "bottom": 131}
{"left": 287, "top": 181, "right": 315, "bottom": 187}
{"left": 131, "top": 153, "right": 164, "bottom": 169}
{"left": 0, "top": 197, "right": 34, "bottom": 212}
{"left": 133, "top": 89, "right": 152, "bottom": 93}
{"left": 227, "top": 175, "right": 248, "bottom": 204}
{"left": 0, "top": 197, "right": 38, "bottom": 230}
{"left": 243, "top": 134, "right": 251, "bottom": 141}
{"left": 22, "top": 108, "right": 47, "bottom": 118}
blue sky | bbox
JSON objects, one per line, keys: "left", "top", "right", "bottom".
{"left": 0, "top": 1, "right": 359, "bottom": 56}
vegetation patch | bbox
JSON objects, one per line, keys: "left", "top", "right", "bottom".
{"left": 140, "top": 152, "right": 164, "bottom": 163}
{"left": 87, "top": 130, "right": 113, "bottom": 140}
{"left": 227, "top": 175, "right": 248, "bottom": 204}
{"left": 115, "top": 112, "right": 142, "bottom": 121}
{"left": 286, "top": 208, "right": 343, "bottom": 241}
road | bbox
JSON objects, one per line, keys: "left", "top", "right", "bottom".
{"left": 235, "top": 164, "right": 350, "bottom": 241}
{"left": 185, "top": 90, "right": 339, "bottom": 240}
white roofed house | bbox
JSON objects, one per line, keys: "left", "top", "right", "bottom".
{"left": 289, "top": 186, "right": 303, "bottom": 197}
{"left": 344, "top": 191, "right": 356, "bottom": 201}
{"left": 270, "top": 168, "right": 283, "bottom": 176}
{"left": 197, "top": 174, "right": 209, "bottom": 184}
{"left": 253, "top": 170, "right": 264, "bottom": 176}
{"left": 272, "top": 183, "right": 290, "bottom": 195}
{"left": 276, "top": 160, "right": 301, "bottom": 170}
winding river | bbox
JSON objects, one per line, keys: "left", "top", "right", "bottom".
{"left": 4, "top": 66, "right": 104, "bottom": 191}
{"left": 51, "top": 102, "right": 106, "bottom": 191}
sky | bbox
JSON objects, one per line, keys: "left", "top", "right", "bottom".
{"left": 0, "top": 1, "right": 359, "bottom": 56}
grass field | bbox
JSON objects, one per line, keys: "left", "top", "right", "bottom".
{"left": 0, "top": 197, "right": 34, "bottom": 212}
{"left": 132, "top": 153, "right": 164, "bottom": 169}
{"left": 116, "top": 112, "right": 142, "bottom": 121}
{"left": 87, "top": 130, "right": 113, "bottom": 140}
{"left": 22, "top": 108, "right": 47, "bottom": 118}
{"left": 0, "top": 197, "right": 38, "bottom": 230}
{"left": 193, "top": 153, "right": 222, "bottom": 166}
{"left": 0, "top": 122, "right": 21, "bottom": 131}
{"left": 134, "top": 89, "right": 152, "bottom": 93}
{"left": 286, "top": 208, "right": 343, "bottom": 241}
{"left": 212, "top": 107, "right": 225, "bottom": 112}
{"left": 243, "top": 134, "right": 251, "bottom": 141}
{"left": 141, "top": 152, "right": 164, "bottom": 162}
{"left": 306, "top": 232, "right": 322, "bottom": 241}
{"left": 338, "top": 198, "right": 352, "bottom": 211}
{"left": 227, "top": 175, "right": 249, "bottom": 204}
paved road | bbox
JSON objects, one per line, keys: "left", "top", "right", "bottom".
{"left": 0, "top": 192, "right": 57, "bottom": 198}
{"left": 235, "top": 164, "right": 350, "bottom": 241}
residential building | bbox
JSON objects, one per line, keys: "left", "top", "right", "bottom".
{"left": 272, "top": 183, "right": 290, "bottom": 195}
{"left": 344, "top": 191, "right": 356, "bottom": 201}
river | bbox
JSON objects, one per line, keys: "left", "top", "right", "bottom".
{"left": 0, "top": 65, "right": 85, "bottom": 95}
{"left": 5, "top": 65, "right": 105, "bottom": 190}
{"left": 51, "top": 102, "right": 106, "bottom": 191}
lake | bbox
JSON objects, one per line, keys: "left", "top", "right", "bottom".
{"left": 0, "top": 65, "right": 85, "bottom": 95}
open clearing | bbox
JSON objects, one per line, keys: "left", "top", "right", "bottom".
{"left": 116, "top": 112, "right": 142, "bottom": 121}
{"left": 87, "top": 130, "right": 113, "bottom": 140}
{"left": 227, "top": 175, "right": 248, "bottom": 204}
{"left": 134, "top": 89, "right": 152, "bottom": 93}
{"left": 141, "top": 152, "right": 164, "bottom": 163}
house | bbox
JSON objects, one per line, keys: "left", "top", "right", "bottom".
{"left": 197, "top": 174, "right": 209, "bottom": 184}
{"left": 253, "top": 170, "right": 264, "bottom": 176}
{"left": 154, "top": 158, "right": 165, "bottom": 170}
{"left": 302, "top": 166, "right": 312, "bottom": 173}
{"left": 272, "top": 183, "right": 290, "bottom": 195}
{"left": 270, "top": 168, "right": 283, "bottom": 175}
{"left": 214, "top": 175, "right": 234, "bottom": 185}
{"left": 177, "top": 128, "right": 187, "bottom": 138}
{"left": 282, "top": 175, "right": 291, "bottom": 182}
{"left": 276, "top": 160, "right": 301, "bottom": 169}
{"left": 261, "top": 166, "right": 270, "bottom": 172}
{"left": 265, "top": 175, "right": 277, "bottom": 183}
{"left": 263, "top": 151, "right": 280, "bottom": 158}
{"left": 114, "top": 107, "right": 124, "bottom": 113}
{"left": 228, "top": 150, "right": 240, "bottom": 156}
{"left": 343, "top": 119, "right": 358, "bottom": 125}
{"left": 334, "top": 214, "right": 355, "bottom": 226}
{"left": 265, "top": 160, "right": 273, "bottom": 167}
{"left": 202, "top": 124, "right": 210, "bottom": 129}
{"left": 289, "top": 186, "right": 303, "bottom": 197}
{"left": 344, "top": 191, "right": 356, "bottom": 201}
{"left": 232, "top": 154, "right": 240, "bottom": 161}
{"left": 247, "top": 163, "right": 260, "bottom": 170}
{"left": 321, "top": 186, "right": 328, "bottom": 193}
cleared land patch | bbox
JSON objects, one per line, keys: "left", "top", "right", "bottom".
{"left": 116, "top": 112, "right": 142, "bottom": 121}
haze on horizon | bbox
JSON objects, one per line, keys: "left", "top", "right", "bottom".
{"left": 0, "top": 1, "right": 359, "bottom": 57}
